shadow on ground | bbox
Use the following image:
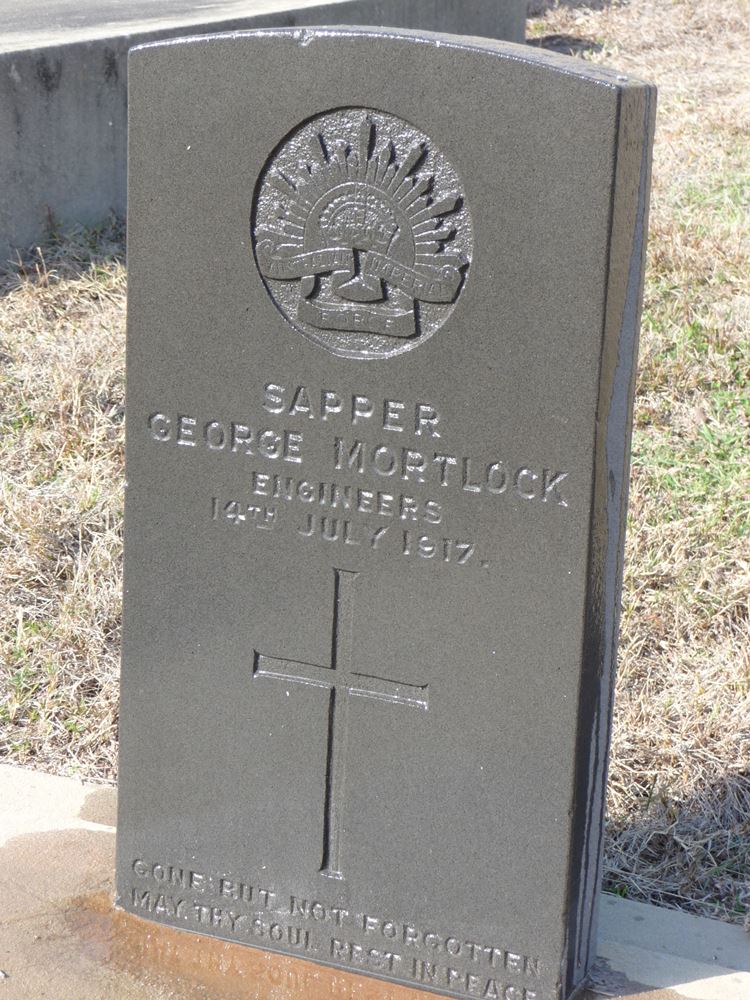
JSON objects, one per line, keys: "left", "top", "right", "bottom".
{"left": 528, "top": 0, "right": 616, "bottom": 15}
{"left": 0, "top": 216, "right": 125, "bottom": 296}
{"left": 603, "top": 768, "right": 750, "bottom": 925}
{"left": 527, "top": 33, "right": 604, "bottom": 56}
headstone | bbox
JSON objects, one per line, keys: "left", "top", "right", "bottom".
{"left": 0, "top": 0, "right": 526, "bottom": 267}
{"left": 117, "top": 27, "right": 655, "bottom": 1000}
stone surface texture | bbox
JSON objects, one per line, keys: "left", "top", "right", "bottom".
{"left": 0, "top": 0, "right": 526, "bottom": 265}
{"left": 118, "top": 27, "right": 655, "bottom": 1000}
{"left": 2, "top": 765, "right": 749, "bottom": 1000}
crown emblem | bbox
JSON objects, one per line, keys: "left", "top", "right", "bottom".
{"left": 252, "top": 109, "right": 472, "bottom": 359}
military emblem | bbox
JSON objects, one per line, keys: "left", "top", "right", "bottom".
{"left": 252, "top": 108, "right": 472, "bottom": 359}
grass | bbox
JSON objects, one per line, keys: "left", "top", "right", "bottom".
{"left": 1, "top": 0, "right": 749, "bottom": 925}
{"left": 528, "top": 0, "right": 750, "bottom": 924}
{"left": 0, "top": 220, "right": 125, "bottom": 778}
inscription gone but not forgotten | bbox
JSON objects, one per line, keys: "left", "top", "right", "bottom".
{"left": 117, "top": 27, "right": 655, "bottom": 1000}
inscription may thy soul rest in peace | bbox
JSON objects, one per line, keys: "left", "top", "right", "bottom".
{"left": 127, "top": 860, "right": 545, "bottom": 999}
{"left": 146, "top": 382, "right": 571, "bottom": 568}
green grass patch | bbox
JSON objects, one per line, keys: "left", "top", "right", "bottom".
{"left": 632, "top": 382, "right": 750, "bottom": 540}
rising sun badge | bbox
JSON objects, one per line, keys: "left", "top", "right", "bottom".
{"left": 252, "top": 108, "right": 472, "bottom": 359}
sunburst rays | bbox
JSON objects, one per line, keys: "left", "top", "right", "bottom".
{"left": 260, "top": 116, "right": 461, "bottom": 258}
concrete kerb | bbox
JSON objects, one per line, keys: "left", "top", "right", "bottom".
{"left": 0, "top": 0, "right": 526, "bottom": 267}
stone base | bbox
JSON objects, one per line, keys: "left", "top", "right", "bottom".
{"left": 0, "top": 0, "right": 526, "bottom": 266}
{"left": 0, "top": 764, "right": 747, "bottom": 1000}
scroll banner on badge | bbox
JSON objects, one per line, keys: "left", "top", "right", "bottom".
{"left": 256, "top": 242, "right": 354, "bottom": 281}
{"left": 361, "top": 251, "right": 463, "bottom": 303}
{"left": 256, "top": 241, "right": 464, "bottom": 303}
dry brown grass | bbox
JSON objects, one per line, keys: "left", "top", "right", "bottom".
{"left": 0, "top": 222, "right": 125, "bottom": 779}
{"left": 0, "top": 0, "right": 748, "bottom": 924}
{"left": 528, "top": 0, "right": 750, "bottom": 921}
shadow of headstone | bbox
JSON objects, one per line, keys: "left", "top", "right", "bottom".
{"left": 528, "top": 0, "right": 617, "bottom": 15}
{"left": 604, "top": 768, "right": 750, "bottom": 923}
{"left": 527, "top": 33, "right": 604, "bottom": 55}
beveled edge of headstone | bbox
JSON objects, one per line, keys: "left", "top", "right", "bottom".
{"left": 128, "top": 23, "right": 650, "bottom": 93}
{"left": 561, "top": 68, "right": 656, "bottom": 996}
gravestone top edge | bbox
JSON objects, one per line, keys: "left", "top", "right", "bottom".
{"left": 128, "top": 24, "right": 653, "bottom": 92}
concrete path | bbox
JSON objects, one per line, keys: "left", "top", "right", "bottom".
{"left": 1, "top": 763, "right": 748, "bottom": 999}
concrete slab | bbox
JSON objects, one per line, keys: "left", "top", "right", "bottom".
{"left": 594, "top": 896, "right": 750, "bottom": 999}
{"left": 0, "top": 0, "right": 526, "bottom": 266}
{"left": 1, "top": 764, "right": 748, "bottom": 1000}
{"left": 1, "top": 0, "right": 526, "bottom": 53}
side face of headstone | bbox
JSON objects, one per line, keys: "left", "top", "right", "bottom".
{"left": 117, "top": 28, "right": 654, "bottom": 1000}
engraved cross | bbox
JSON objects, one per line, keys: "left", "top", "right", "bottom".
{"left": 253, "top": 568, "right": 429, "bottom": 880}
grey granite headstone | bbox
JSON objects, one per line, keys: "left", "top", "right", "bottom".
{"left": 0, "top": 0, "right": 525, "bottom": 267}
{"left": 117, "top": 27, "right": 655, "bottom": 1000}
